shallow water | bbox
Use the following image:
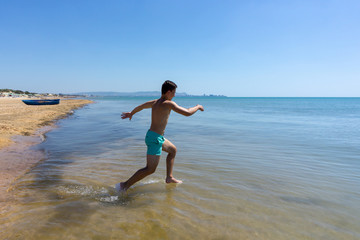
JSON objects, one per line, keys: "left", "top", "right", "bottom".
{"left": 1, "top": 97, "right": 360, "bottom": 239}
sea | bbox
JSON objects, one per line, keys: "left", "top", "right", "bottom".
{"left": 1, "top": 97, "right": 359, "bottom": 240}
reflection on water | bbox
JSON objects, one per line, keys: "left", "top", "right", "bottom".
{"left": 1, "top": 98, "right": 360, "bottom": 239}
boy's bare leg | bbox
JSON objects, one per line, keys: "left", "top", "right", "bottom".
{"left": 162, "top": 139, "right": 183, "bottom": 184}
{"left": 119, "top": 155, "right": 160, "bottom": 191}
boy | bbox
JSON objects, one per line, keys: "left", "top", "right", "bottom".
{"left": 116, "top": 80, "right": 204, "bottom": 192}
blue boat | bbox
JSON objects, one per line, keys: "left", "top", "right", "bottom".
{"left": 22, "top": 99, "right": 60, "bottom": 105}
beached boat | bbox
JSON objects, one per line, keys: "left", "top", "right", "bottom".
{"left": 22, "top": 99, "right": 60, "bottom": 105}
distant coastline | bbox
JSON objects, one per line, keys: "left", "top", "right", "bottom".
{"left": 0, "top": 88, "right": 81, "bottom": 99}
{"left": 70, "top": 91, "right": 227, "bottom": 98}
{"left": 1, "top": 88, "right": 227, "bottom": 98}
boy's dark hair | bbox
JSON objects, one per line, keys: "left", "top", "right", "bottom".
{"left": 161, "top": 80, "right": 177, "bottom": 95}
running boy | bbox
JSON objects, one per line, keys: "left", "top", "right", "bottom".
{"left": 116, "top": 80, "right": 204, "bottom": 192}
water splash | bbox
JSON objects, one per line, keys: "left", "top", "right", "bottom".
{"left": 99, "top": 195, "right": 119, "bottom": 202}
{"left": 55, "top": 184, "right": 133, "bottom": 205}
{"left": 56, "top": 184, "right": 109, "bottom": 198}
{"left": 139, "top": 178, "right": 163, "bottom": 185}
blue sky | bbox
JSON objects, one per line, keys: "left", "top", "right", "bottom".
{"left": 0, "top": 0, "right": 359, "bottom": 97}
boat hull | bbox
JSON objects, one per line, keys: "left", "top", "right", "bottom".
{"left": 22, "top": 99, "right": 60, "bottom": 105}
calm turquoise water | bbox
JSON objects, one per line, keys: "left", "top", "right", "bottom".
{"left": 1, "top": 97, "right": 360, "bottom": 239}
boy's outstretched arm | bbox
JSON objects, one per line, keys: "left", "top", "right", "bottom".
{"left": 167, "top": 101, "right": 204, "bottom": 116}
{"left": 121, "top": 100, "right": 156, "bottom": 120}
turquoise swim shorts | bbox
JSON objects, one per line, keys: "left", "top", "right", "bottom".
{"left": 145, "top": 130, "right": 165, "bottom": 156}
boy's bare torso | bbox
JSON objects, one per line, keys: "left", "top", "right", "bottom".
{"left": 149, "top": 98, "right": 171, "bottom": 136}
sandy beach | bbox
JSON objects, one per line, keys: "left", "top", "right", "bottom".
{"left": 0, "top": 98, "right": 92, "bottom": 149}
{"left": 0, "top": 98, "right": 93, "bottom": 210}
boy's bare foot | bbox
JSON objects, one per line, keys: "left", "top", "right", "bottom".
{"left": 166, "top": 177, "right": 183, "bottom": 184}
{"left": 115, "top": 182, "right": 126, "bottom": 193}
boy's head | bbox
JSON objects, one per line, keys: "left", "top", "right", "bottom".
{"left": 161, "top": 80, "right": 177, "bottom": 95}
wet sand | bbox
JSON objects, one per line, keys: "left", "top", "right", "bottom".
{"left": 0, "top": 98, "right": 93, "bottom": 212}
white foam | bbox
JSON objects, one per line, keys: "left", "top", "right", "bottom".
{"left": 99, "top": 195, "right": 119, "bottom": 202}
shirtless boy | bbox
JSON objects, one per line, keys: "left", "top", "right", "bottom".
{"left": 116, "top": 80, "right": 204, "bottom": 192}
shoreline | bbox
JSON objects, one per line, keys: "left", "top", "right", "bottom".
{"left": 0, "top": 98, "right": 93, "bottom": 149}
{"left": 0, "top": 98, "right": 93, "bottom": 212}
